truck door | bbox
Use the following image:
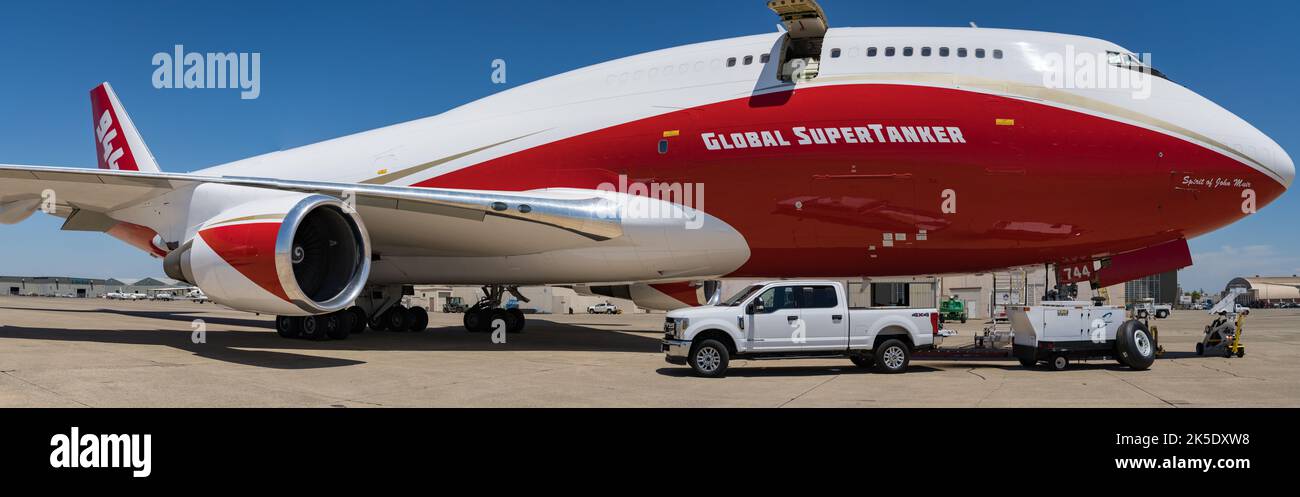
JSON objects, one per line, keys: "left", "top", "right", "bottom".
{"left": 798, "top": 284, "right": 849, "bottom": 351}
{"left": 749, "top": 285, "right": 802, "bottom": 351}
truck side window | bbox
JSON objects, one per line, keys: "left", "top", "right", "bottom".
{"left": 756, "top": 286, "right": 798, "bottom": 313}
{"left": 800, "top": 286, "right": 838, "bottom": 308}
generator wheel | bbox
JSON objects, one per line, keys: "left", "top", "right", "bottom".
{"left": 1236, "top": 348, "right": 1245, "bottom": 358}
{"left": 1115, "top": 320, "right": 1156, "bottom": 371}
{"left": 1050, "top": 355, "right": 1069, "bottom": 371}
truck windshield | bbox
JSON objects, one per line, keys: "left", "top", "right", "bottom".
{"left": 722, "top": 285, "right": 764, "bottom": 306}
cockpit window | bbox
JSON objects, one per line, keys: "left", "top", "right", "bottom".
{"left": 1107, "top": 51, "right": 1169, "bottom": 80}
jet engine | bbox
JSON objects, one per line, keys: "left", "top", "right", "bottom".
{"left": 576, "top": 281, "right": 721, "bottom": 311}
{"left": 165, "top": 191, "right": 370, "bottom": 316}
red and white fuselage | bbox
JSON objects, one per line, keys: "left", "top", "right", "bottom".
{"left": 191, "top": 27, "right": 1290, "bottom": 287}
{"left": 3, "top": 25, "right": 1292, "bottom": 315}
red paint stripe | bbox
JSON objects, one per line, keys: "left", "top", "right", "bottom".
{"left": 199, "top": 223, "right": 290, "bottom": 302}
{"left": 650, "top": 282, "right": 701, "bottom": 307}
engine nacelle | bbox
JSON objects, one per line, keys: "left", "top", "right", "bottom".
{"left": 165, "top": 191, "right": 370, "bottom": 316}
{"left": 576, "top": 281, "right": 721, "bottom": 311}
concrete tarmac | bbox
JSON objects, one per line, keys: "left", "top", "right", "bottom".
{"left": 0, "top": 295, "right": 1296, "bottom": 407}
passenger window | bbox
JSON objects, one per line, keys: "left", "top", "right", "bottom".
{"left": 800, "top": 286, "right": 839, "bottom": 309}
{"left": 903, "top": 47, "right": 914, "bottom": 56}
{"left": 755, "top": 286, "right": 799, "bottom": 313}
{"left": 761, "top": 53, "right": 771, "bottom": 63}
{"left": 867, "top": 47, "right": 878, "bottom": 57}
{"left": 993, "top": 49, "right": 1004, "bottom": 59}
{"left": 743, "top": 55, "right": 754, "bottom": 65}
{"left": 921, "top": 47, "right": 932, "bottom": 56}
{"left": 727, "top": 57, "right": 737, "bottom": 67}
{"left": 830, "top": 48, "right": 841, "bottom": 58}
{"left": 658, "top": 139, "right": 668, "bottom": 155}
{"left": 976, "top": 48, "right": 986, "bottom": 58}
{"left": 940, "top": 47, "right": 950, "bottom": 57}
{"left": 957, "top": 48, "right": 968, "bottom": 58}
{"left": 885, "top": 47, "right": 896, "bottom": 56}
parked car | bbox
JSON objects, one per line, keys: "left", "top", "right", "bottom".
{"left": 587, "top": 302, "right": 621, "bottom": 314}
{"left": 662, "top": 281, "right": 937, "bottom": 377}
{"left": 1132, "top": 299, "right": 1172, "bottom": 319}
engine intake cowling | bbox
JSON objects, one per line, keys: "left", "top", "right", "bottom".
{"left": 166, "top": 193, "right": 370, "bottom": 316}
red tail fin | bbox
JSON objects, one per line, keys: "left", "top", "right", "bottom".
{"left": 90, "top": 83, "right": 160, "bottom": 172}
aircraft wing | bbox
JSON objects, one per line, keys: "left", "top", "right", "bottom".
{"left": 0, "top": 163, "right": 625, "bottom": 257}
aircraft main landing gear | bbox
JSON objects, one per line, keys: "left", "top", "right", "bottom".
{"left": 462, "top": 285, "right": 527, "bottom": 334}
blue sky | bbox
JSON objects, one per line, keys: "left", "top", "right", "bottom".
{"left": 0, "top": 0, "right": 1295, "bottom": 292}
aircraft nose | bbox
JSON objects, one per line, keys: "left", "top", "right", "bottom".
{"left": 1275, "top": 145, "right": 1296, "bottom": 189}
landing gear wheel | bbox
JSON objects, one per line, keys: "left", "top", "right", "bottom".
{"left": 1018, "top": 356, "right": 1037, "bottom": 368}
{"left": 300, "top": 315, "right": 327, "bottom": 341}
{"left": 1050, "top": 355, "right": 1069, "bottom": 371}
{"left": 407, "top": 307, "right": 429, "bottom": 332}
{"left": 276, "top": 316, "right": 300, "bottom": 339}
{"left": 368, "top": 312, "right": 388, "bottom": 332}
{"left": 850, "top": 355, "right": 873, "bottom": 369}
{"left": 1115, "top": 320, "right": 1156, "bottom": 371}
{"left": 505, "top": 309, "right": 525, "bottom": 334}
{"left": 689, "top": 339, "right": 730, "bottom": 378}
{"left": 324, "top": 313, "right": 349, "bottom": 340}
{"left": 1195, "top": 342, "right": 1205, "bottom": 356}
{"left": 486, "top": 308, "right": 509, "bottom": 333}
{"left": 464, "top": 308, "right": 489, "bottom": 332}
{"left": 873, "top": 339, "right": 910, "bottom": 374}
{"left": 384, "top": 306, "right": 412, "bottom": 332}
{"left": 347, "top": 306, "right": 367, "bottom": 335}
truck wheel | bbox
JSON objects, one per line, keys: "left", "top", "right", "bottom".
{"left": 1115, "top": 320, "right": 1156, "bottom": 371}
{"left": 1156, "top": 310, "right": 1169, "bottom": 319}
{"left": 1018, "top": 356, "right": 1037, "bottom": 368}
{"left": 1050, "top": 355, "right": 1069, "bottom": 371}
{"left": 960, "top": 315, "right": 968, "bottom": 324}
{"left": 1136, "top": 309, "right": 1149, "bottom": 319}
{"left": 689, "top": 339, "right": 729, "bottom": 378}
{"left": 850, "top": 355, "right": 873, "bottom": 369}
{"left": 1195, "top": 342, "right": 1204, "bottom": 356}
{"left": 874, "top": 339, "right": 910, "bottom": 374}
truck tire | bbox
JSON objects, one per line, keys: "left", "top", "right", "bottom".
{"left": 689, "top": 339, "right": 730, "bottom": 378}
{"left": 1156, "top": 310, "right": 1169, "bottom": 319}
{"left": 1018, "top": 356, "right": 1037, "bottom": 368}
{"left": 1115, "top": 320, "right": 1156, "bottom": 371}
{"left": 1136, "top": 309, "right": 1149, "bottom": 319}
{"left": 850, "top": 355, "right": 873, "bottom": 369}
{"left": 874, "top": 339, "right": 910, "bottom": 374}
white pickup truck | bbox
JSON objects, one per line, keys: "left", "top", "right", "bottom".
{"left": 662, "top": 281, "right": 938, "bottom": 377}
